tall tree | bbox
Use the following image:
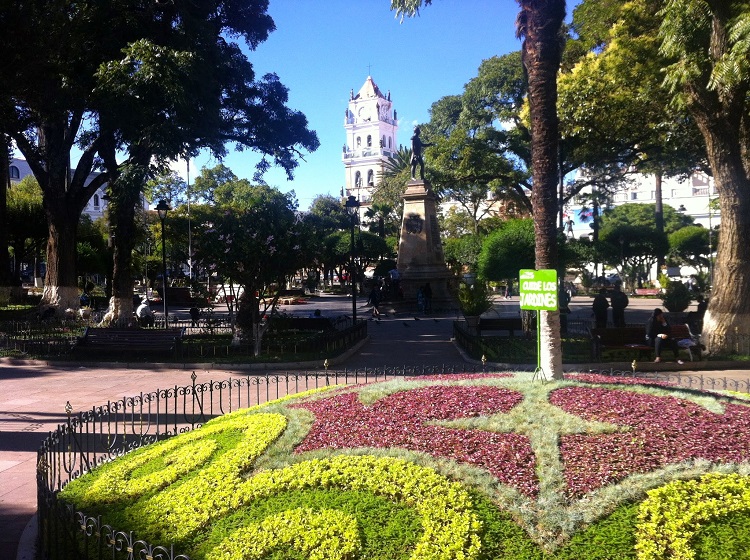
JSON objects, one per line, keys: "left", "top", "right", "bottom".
{"left": 516, "top": 0, "right": 567, "bottom": 378}
{"left": 1, "top": 1, "right": 318, "bottom": 315}
{"left": 658, "top": 0, "right": 750, "bottom": 351}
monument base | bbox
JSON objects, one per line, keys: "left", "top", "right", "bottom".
{"left": 394, "top": 179, "right": 458, "bottom": 311}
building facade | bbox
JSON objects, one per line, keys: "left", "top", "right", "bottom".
{"left": 9, "top": 157, "right": 109, "bottom": 221}
{"left": 566, "top": 171, "right": 721, "bottom": 240}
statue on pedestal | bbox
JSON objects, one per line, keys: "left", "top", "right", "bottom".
{"left": 410, "top": 126, "right": 434, "bottom": 180}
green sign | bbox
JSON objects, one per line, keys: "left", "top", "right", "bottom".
{"left": 518, "top": 269, "right": 558, "bottom": 311}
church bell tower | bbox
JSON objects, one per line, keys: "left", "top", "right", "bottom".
{"left": 342, "top": 76, "right": 398, "bottom": 209}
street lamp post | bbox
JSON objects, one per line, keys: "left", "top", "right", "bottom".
{"left": 345, "top": 195, "right": 360, "bottom": 324}
{"left": 156, "top": 199, "right": 170, "bottom": 328}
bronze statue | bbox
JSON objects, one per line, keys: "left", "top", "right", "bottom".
{"left": 410, "top": 126, "right": 433, "bottom": 180}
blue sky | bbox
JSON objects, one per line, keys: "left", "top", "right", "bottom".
{"left": 183, "top": 0, "right": 577, "bottom": 210}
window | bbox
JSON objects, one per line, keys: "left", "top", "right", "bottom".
{"left": 356, "top": 136, "right": 361, "bottom": 147}
{"left": 93, "top": 194, "right": 100, "bottom": 208}
{"left": 355, "top": 171, "right": 362, "bottom": 188}
{"left": 388, "top": 137, "right": 392, "bottom": 148}
{"left": 367, "top": 135, "right": 372, "bottom": 147}
{"left": 9, "top": 166, "right": 19, "bottom": 179}
{"left": 381, "top": 135, "right": 386, "bottom": 148}
{"left": 630, "top": 192, "right": 638, "bottom": 200}
{"left": 367, "top": 170, "right": 374, "bottom": 186}
{"left": 650, "top": 191, "right": 656, "bottom": 200}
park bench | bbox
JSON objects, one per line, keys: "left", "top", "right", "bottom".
{"left": 477, "top": 317, "right": 525, "bottom": 337}
{"left": 268, "top": 317, "right": 336, "bottom": 333}
{"left": 73, "top": 327, "right": 184, "bottom": 358}
{"left": 590, "top": 325, "right": 702, "bottom": 361}
{"left": 634, "top": 288, "right": 660, "bottom": 296}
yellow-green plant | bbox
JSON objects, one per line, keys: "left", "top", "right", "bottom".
{"left": 636, "top": 472, "right": 750, "bottom": 560}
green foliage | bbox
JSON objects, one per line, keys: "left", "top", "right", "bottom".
{"left": 477, "top": 219, "right": 535, "bottom": 282}
{"left": 636, "top": 473, "right": 750, "bottom": 560}
{"left": 556, "top": 503, "right": 639, "bottom": 559}
{"left": 457, "top": 282, "right": 494, "bottom": 317}
{"left": 668, "top": 225, "right": 710, "bottom": 270}
{"left": 660, "top": 278, "right": 692, "bottom": 312}
{"left": 197, "top": 489, "right": 421, "bottom": 560}
{"left": 691, "top": 510, "right": 750, "bottom": 560}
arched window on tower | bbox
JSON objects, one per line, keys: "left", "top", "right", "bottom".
{"left": 388, "top": 137, "right": 392, "bottom": 149}
{"left": 355, "top": 171, "right": 362, "bottom": 188}
{"left": 93, "top": 194, "right": 100, "bottom": 208}
{"left": 356, "top": 136, "right": 361, "bottom": 148}
{"left": 367, "top": 135, "right": 372, "bottom": 147}
{"left": 9, "top": 166, "right": 20, "bottom": 179}
{"left": 381, "top": 135, "right": 386, "bottom": 148}
{"left": 367, "top": 170, "right": 374, "bottom": 186}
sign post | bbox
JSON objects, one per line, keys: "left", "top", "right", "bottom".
{"left": 518, "top": 269, "right": 558, "bottom": 381}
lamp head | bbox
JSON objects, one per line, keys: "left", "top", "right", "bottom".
{"left": 156, "top": 199, "right": 170, "bottom": 220}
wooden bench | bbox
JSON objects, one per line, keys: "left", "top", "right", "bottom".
{"left": 590, "top": 325, "right": 702, "bottom": 361}
{"left": 74, "top": 327, "right": 184, "bottom": 358}
{"left": 634, "top": 288, "right": 660, "bottom": 296}
{"left": 477, "top": 317, "right": 524, "bottom": 337}
{"left": 269, "top": 317, "right": 336, "bottom": 333}
{"left": 590, "top": 327, "right": 651, "bottom": 360}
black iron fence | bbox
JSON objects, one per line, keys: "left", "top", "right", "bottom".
{"left": 1, "top": 317, "right": 367, "bottom": 361}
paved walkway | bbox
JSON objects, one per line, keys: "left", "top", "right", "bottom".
{"left": 1, "top": 293, "right": 749, "bottom": 559}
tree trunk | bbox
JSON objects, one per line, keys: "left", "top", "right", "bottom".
{"left": 0, "top": 138, "right": 12, "bottom": 305}
{"left": 519, "top": 0, "right": 566, "bottom": 379}
{"left": 108, "top": 167, "right": 146, "bottom": 325}
{"left": 42, "top": 203, "right": 81, "bottom": 312}
{"left": 679, "top": 10, "right": 750, "bottom": 355}
{"left": 654, "top": 172, "right": 665, "bottom": 271}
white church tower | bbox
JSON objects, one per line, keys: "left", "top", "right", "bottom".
{"left": 342, "top": 76, "right": 398, "bottom": 210}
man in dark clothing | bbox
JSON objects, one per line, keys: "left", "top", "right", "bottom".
{"left": 610, "top": 284, "right": 629, "bottom": 327}
{"left": 592, "top": 288, "right": 609, "bottom": 328}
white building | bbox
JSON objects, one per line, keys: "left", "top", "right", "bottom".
{"left": 342, "top": 76, "right": 399, "bottom": 212}
{"left": 9, "top": 157, "right": 109, "bottom": 221}
{"left": 565, "top": 171, "right": 721, "bottom": 240}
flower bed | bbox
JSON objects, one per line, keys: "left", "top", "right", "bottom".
{"left": 59, "top": 373, "right": 750, "bottom": 559}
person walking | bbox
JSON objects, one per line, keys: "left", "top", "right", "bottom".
{"left": 423, "top": 282, "right": 433, "bottom": 313}
{"left": 610, "top": 283, "right": 629, "bottom": 327}
{"left": 592, "top": 288, "right": 610, "bottom": 329}
{"left": 367, "top": 285, "right": 382, "bottom": 318}
{"left": 645, "top": 308, "right": 684, "bottom": 364}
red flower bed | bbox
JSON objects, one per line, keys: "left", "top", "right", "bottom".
{"left": 550, "top": 386, "right": 750, "bottom": 497}
{"left": 293, "top": 385, "right": 538, "bottom": 496}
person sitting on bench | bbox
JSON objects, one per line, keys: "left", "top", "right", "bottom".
{"left": 645, "top": 308, "right": 683, "bottom": 364}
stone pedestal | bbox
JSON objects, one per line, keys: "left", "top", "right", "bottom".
{"left": 396, "top": 180, "right": 457, "bottom": 310}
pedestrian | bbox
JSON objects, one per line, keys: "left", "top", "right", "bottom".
{"left": 645, "top": 308, "right": 684, "bottom": 364}
{"left": 189, "top": 306, "right": 201, "bottom": 327}
{"left": 592, "top": 288, "right": 609, "bottom": 329}
{"left": 504, "top": 279, "right": 512, "bottom": 299}
{"left": 610, "top": 283, "right": 629, "bottom": 327}
{"left": 423, "top": 282, "right": 432, "bottom": 313}
{"left": 416, "top": 286, "right": 425, "bottom": 313}
{"left": 136, "top": 298, "right": 155, "bottom": 327}
{"left": 367, "top": 285, "right": 381, "bottom": 318}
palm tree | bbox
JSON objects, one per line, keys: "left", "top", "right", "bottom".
{"left": 516, "top": 0, "right": 566, "bottom": 379}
